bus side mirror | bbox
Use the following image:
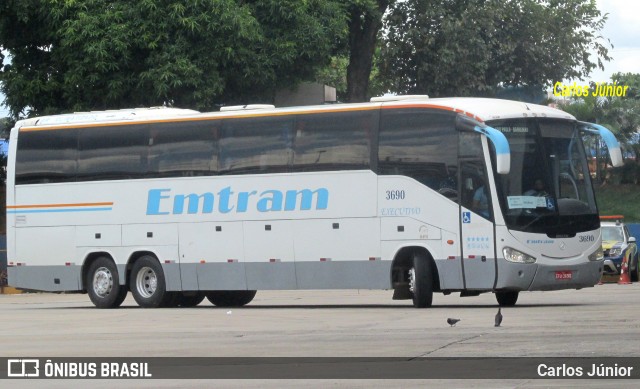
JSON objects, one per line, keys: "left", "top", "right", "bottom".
{"left": 473, "top": 125, "right": 511, "bottom": 175}
{"left": 578, "top": 122, "right": 623, "bottom": 167}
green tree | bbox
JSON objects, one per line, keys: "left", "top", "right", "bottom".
{"left": 561, "top": 76, "right": 640, "bottom": 145}
{"left": 380, "top": 0, "right": 611, "bottom": 98}
{"left": 612, "top": 72, "right": 640, "bottom": 99}
{"left": 0, "top": 0, "right": 615, "bottom": 115}
{"left": 316, "top": 48, "right": 391, "bottom": 102}
{"left": 0, "top": 0, "right": 346, "bottom": 118}
{"left": 344, "top": 0, "right": 392, "bottom": 102}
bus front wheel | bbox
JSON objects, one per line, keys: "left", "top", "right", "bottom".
{"left": 495, "top": 290, "right": 519, "bottom": 307}
{"left": 206, "top": 290, "right": 257, "bottom": 307}
{"left": 86, "top": 256, "right": 128, "bottom": 309}
{"left": 409, "top": 252, "right": 434, "bottom": 308}
{"left": 130, "top": 256, "right": 169, "bottom": 308}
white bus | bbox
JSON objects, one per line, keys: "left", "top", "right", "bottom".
{"left": 6, "top": 97, "right": 622, "bottom": 308}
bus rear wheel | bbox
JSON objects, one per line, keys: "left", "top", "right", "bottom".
{"left": 86, "top": 257, "right": 127, "bottom": 309}
{"left": 409, "top": 252, "right": 434, "bottom": 308}
{"left": 206, "top": 290, "right": 257, "bottom": 307}
{"left": 495, "top": 290, "right": 519, "bottom": 307}
{"left": 130, "top": 256, "right": 168, "bottom": 308}
{"left": 177, "top": 293, "right": 205, "bottom": 307}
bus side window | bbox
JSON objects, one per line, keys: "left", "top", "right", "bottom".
{"left": 378, "top": 109, "right": 457, "bottom": 201}
{"left": 77, "top": 125, "right": 148, "bottom": 181}
{"left": 292, "top": 111, "right": 372, "bottom": 172}
{"left": 219, "top": 117, "right": 293, "bottom": 175}
{"left": 16, "top": 128, "right": 78, "bottom": 184}
{"left": 149, "top": 120, "right": 219, "bottom": 177}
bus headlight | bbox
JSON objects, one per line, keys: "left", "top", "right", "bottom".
{"left": 589, "top": 247, "right": 604, "bottom": 261}
{"left": 503, "top": 247, "right": 536, "bottom": 264}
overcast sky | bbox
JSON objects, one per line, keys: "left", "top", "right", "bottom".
{"left": 1, "top": 0, "right": 638, "bottom": 118}
{"left": 586, "top": 0, "right": 640, "bottom": 82}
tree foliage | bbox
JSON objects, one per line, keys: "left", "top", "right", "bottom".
{"left": 0, "top": 0, "right": 346, "bottom": 117}
{"left": 0, "top": 0, "right": 615, "bottom": 116}
{"left": 313, "top": 0, "right": 395, "bottom": 103}
{"left": 560, "top": 73, "right": 640, "bottom": 184}
{"left": 612, "top": 72, "right": 640, "bottom": 100}
{"left": 315, "top": 49, "right": 390, "bottom": 102}
{"left": 561, "top": 73, "right": 640, "bottom": 144}
{"left": 380, "top": 0, "right": 611, "bottom": 97}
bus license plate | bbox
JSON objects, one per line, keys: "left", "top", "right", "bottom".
{"left": 555, "top": 271, "right": 572, "bottom": 280}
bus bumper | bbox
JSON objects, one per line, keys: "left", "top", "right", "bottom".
{"left": 495, "top": 258, "right": 603, "bottom": 291}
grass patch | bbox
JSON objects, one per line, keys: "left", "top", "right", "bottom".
{"left": 594, "top": 184, "right": 640, "bottom": 222}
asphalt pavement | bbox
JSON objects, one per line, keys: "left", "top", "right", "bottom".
{"left": 1, "top": 282, "right": 638, "bottom": 388}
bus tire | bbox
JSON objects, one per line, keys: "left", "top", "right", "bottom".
{"left": 495, "top": 290, "right": 519, "bottom": 307}
{"left": 410, "top": 252, "right": 434, "bottom": 308}
{"left": 161, "top": 292, "right": 180, "bottom": 308}
{"left": 113, "top": 286, "right": 129, "bottom": 307}
{"left": 86, "top": 256, "right": 127, "bottom": 309}
{"left": 177, "top": 293, "right": 205, "bottom": 307}
{"left": 130, "top": 255, "right": 168, "bottom": 308}
{"left": 206, "top": 290, "right": 257, "bottom": 307}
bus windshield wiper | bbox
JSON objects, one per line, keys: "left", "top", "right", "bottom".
{"left": 521, "top": 213, "right": 554, "bottom": 231}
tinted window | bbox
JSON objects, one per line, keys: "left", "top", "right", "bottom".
{"left": 77, "top": 125, "right": 149, "bottom": 181}
{"left": 379, "top": 109, "right": 457, "bottom": 198}
{"left": 149, "top": 121, "right": 219, "bottom": 177}
{"left": 459, "top": 131, "right": 484, "bottom": 158}
{"left": 16, "top": 129, "right": 78, "bottom": 184}
{"left": 219, "top": 117, "right": 293, "bottom": 174}
{"left": 292, "top": 111, "right": 373, "bottom": 171}
{"left": 16, "top": 110, "right": 378, "bottom": 185}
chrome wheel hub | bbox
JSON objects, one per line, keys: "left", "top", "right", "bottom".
{"left": 136, "top": 266, "right": 157, "bottom": 298}
{"left": 93, "top": 267, "right": 113, "bottom": 298}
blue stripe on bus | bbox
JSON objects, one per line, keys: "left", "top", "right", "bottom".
{"left": 7, "top": 207, "right": 113, "bottom": 214}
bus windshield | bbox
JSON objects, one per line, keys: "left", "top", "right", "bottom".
{"left": 489, "top": 118, "right": 599, "bottom": 235}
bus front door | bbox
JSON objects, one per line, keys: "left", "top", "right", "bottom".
{"left": 459, "top": 159, "right": 497, "bottom": 290}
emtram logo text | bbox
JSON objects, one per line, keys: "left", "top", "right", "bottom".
{"left": 146, "top": 187, "right": 329, "bottom": 215}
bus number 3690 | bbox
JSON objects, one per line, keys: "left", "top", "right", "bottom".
{"left": 386, "top": 190, "right": 405, "bottom": 200}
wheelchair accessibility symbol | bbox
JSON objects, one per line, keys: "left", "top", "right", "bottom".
{"left": 462, "top": 212, "right": 471, "bottom": 224}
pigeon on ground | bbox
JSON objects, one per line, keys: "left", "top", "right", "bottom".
{"left": 494, "top": 308, "right": 503, "bottom": 327}
{"left": 447, "top": 318, "right": 461, "bottom": 327}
